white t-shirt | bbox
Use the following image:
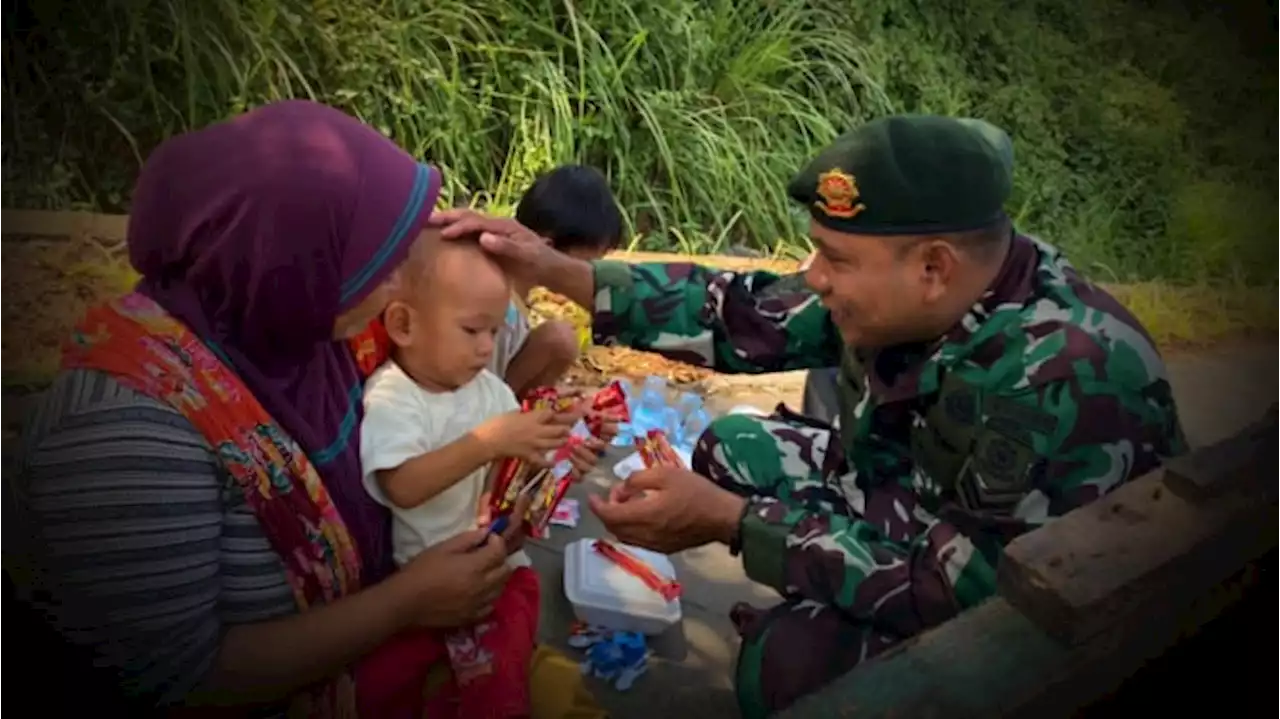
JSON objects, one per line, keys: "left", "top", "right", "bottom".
{"left": 487, "top": 297, "right": 531, "bottom": 380}
{"left": 360, "top": 361, "right": 530, "bottom": 569}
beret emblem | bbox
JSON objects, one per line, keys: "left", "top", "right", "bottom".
{"left": 814, "top": 168, "right": 866, "bottom": 219}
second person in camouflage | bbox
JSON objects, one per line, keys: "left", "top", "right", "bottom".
{"left": 429, "top": 114, "right": 1188, "bottom": 718}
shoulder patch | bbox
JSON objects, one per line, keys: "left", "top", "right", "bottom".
{"left": 973, "top": 432, "right": 1036, "bottom": 492}
{"left": 983, "top": 393, "right": 1056, "bottom": 442}
{"left": 943, "top": 387, "right": 978, "bottom": 425}
{"left": 956, "top": 427, "right": 1040, "bottom": 512}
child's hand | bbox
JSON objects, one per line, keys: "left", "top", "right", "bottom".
{"left": 588, "top": 410, "right": 621, "bottom": 444}
{"left": 475, "top": 409, "right": 571, "bottom": 465}
{"left": 567, "top": 437, "right": 606, "bottom": 481}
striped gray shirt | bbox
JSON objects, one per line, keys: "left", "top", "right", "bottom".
{"left": 13, "top": 368, "right": 298, "bottom": 707}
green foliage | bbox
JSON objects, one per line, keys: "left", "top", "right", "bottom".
{"left": 3, "top": 0, "right": 1275, "bottom": 283}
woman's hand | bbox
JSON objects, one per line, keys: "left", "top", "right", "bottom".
{"left": 192, "top": 486, "right": 533, "bottom": 703}
{"left": 476, "top": 489, "right": 493, "bottom": 527}
{"left": 497, "top": 489, "right": 534, "bottom": 556}
{"left": 400, "top": 529, "right": 512, "bottom": 628}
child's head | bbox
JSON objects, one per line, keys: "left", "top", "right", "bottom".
{"left": 382, "top": 236, "right": 511, "bottom": 391}
{"left": 515, "top": 164, "right": 623, "bottom": 262}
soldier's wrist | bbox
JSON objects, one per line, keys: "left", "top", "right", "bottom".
{"left": 719, "top": 493, "right": 751, "bottom": 551}
{"left": 538, "top": 251, "right": 596, "bottom": 311}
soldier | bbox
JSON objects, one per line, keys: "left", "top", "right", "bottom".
{"left": 430, "top": 114, "right": 1189, "bottom": 718}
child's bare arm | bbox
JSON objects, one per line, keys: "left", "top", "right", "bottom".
{"left": 376, "top": 433, "right": 497, "bottom": 510}
{"left": 375, "top": 408, "right": 570, "bottom": 510}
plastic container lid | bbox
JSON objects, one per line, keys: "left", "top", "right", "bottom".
{"left": 563, "top": 538, "right": 682, "bottom": 636}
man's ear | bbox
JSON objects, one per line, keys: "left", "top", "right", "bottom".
{"left": 918, "top": 239, "right": 961, "bottom": 301}
{"left": 382, "top": 301, "right": 415, "bottom": 347}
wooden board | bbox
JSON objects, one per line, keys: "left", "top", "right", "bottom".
{"left": 996, "top": 408, "right": 1277, "bottom": 646}
{"left": 775, "top": 559, "right": 1264, "bottom": 719}
{"left": 777, "top": 414, "right": 1276, "bottom": 718}
{"left": 1162, "top": 404, "right": 1278, "bottom": 501}
{"left": 1, "top": 210, "right": 129, "bottom": 242}
{"left": 603, "top": 249, "right": 803, "bottom": 275}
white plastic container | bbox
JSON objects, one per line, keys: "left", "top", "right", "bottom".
{"left": 563, "top": 537, "right": 683, "bottom": 636}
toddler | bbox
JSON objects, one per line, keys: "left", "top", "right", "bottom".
{"left": 355, "top": 240, "right": 570, "bottom": 719}
{"left": 492, "top": 164, "right": 624, "bottom": 398}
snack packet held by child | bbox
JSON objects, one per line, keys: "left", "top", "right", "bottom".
{"left": 489, "top": 382, "right": 630, "bottom": 538}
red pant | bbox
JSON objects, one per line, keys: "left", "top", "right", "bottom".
{"left": 355, "top": 567, "right": 541, "bottom": 719}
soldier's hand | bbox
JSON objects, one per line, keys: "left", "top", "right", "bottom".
{"left": 588, "top": 466, "right": 748, "bottom": 554}
{"left": 428, "top": 208, "right": 555, "bottom": 287}
{"left": 428, "top": 207, "right": 597, "bottom": 310}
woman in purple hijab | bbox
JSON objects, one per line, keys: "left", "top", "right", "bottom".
{"left": 11, "top": 100, "right": 607, "bottom": 717}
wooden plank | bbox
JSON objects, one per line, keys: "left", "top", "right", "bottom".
{"left": 0, "top": 210, "right": 129, "bottom": 241}
{"left": 604, "top": 249, "right": 804, "bottom": 275}
{"left": 772, "top": 414, "right": 1276, "bottom": 718}
{"left": 1162, "top": 403, "right": 1278, "bottom": 501}
{"left": 774, "top": 559, "right": 1265, "bottom": 719}
{"left": 996, "top": 410, "right": 1277, "bottom": 646}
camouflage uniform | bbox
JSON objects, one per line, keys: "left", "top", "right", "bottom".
{"left": 588, "top": 118, "right": 1188, "bottom": 718}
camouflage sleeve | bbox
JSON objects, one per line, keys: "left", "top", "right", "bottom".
{"left": 736, "top": 494, "right": 995, "bottom": 636}
{"left": 736, "top": 370, "right": 1187, "bottom": 636}
{"left": 590, "top": 260, "right": 843, "bottom": 373}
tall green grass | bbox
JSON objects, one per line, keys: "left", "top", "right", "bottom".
{"left": 3, "top": 0, "right": 1276, "bottom": 283}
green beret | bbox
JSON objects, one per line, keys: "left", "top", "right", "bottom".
{"left": 787, "top": 114, "right": 1015, "bottom": 236}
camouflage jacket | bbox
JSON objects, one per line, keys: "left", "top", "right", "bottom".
{"left": 591, "top": 234, "right": 1188, "bottom": 636}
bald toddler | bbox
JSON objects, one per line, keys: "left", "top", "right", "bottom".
{"left": 357, "top": 241, "right": 567, "bottom": 718}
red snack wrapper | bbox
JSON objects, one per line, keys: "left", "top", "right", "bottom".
{"left": 590, "top": 381, "right": 629, "bottom": 419}
{"left": 522, "top": 386, "right": 561, "bottom": 409}
{"left": 586, "top": 380, "right": 630, "bottom": 437}
{"left": 593, "top": 539, "right": 682, "bottom": 602}
{"left": 492, "top": 386, "right": 576, "bottom": 521}
{"left": 489, "top": 386, "right": 593, "bottom": 534}
{"left": 490, "top": 381, "right": 640, "bottom": 536}
{"left": 525, "top": 433, "right": 586, "bottom": 538}
{"left": 635, "top": 429, "right": 684, "bottom": 469}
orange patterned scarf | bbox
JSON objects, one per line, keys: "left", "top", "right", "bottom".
{"left": 64, "top": 292, "right": 362, "bottom": 716}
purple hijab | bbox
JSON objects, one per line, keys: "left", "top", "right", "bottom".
{"left": 126, "top": 99, "right": 441, "bottom": 584}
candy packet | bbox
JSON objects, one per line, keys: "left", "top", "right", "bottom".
{"left": 489, "top": 381, "right": 632, "bottom": 538}
{"left": 634, "top": 429, "right": 685, "bottom": 469}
